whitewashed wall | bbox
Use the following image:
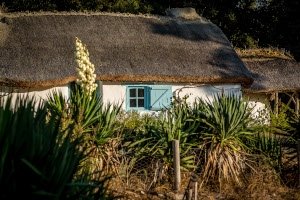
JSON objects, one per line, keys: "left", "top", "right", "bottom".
{"left": 172, "top": 84, "right": 241, "bottom": 104}
{"left": 0, "top": 86, "right": 69, "bottom": 108}
{"left": 1, "top": 84, "right": 269, "bottom": 122}
{"left": 101, "top": 83, "right": 242, "bottom": 110}
{"left": 1, "top": 83, "right": 242, "bottom": 111}
{"left": 102, "top": 83, "right": 126, "bottom": 110}
{"left": 244, "top": 92, "right": 270, "bottom": 123}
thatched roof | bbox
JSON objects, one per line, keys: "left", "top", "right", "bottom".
{"left": 0, "top": 12, "right": 252, "bottom": 89}
{"left": 237, "top": 49, "right": 300, "bottom": 93}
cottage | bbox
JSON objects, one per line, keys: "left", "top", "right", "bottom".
{"left": 0, "top": 8, "right": 253, "bottom": 111}
{"left": 238, "top": 49, "right": 300, "bottom": 116}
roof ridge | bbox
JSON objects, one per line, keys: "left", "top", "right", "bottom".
{"left": 1, "top": 11, "right": 211, "bottom": 24}
{"left": 2, "top": 11, "right": 162, "bottom": 19}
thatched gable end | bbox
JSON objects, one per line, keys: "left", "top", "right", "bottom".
{"left": 0, "top": 12, "right": 252, "bottom": 89}
{"left": 243, "top": 59, "right": 300, "bottom": 93}
{"left": 236, "top": 48, "right": 300, "bottom": 93}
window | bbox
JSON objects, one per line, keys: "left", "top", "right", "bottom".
{"left": 126, "top": 85, "right": 172, "bottom": 111}
{"left": 128, "top": 87, "right": 146, "bottom": 109}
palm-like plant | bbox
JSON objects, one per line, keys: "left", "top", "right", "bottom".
{"left": 122, "top": 99, "right": 199, "bottom": 183}
{"left": 116, "top": 100, "right": 200, "bottom": 189}
{"left": 154, "top": 101, "right": 199, "bottom": 170}
{"left": 47, "top": 84, "right": 122, "bottom": 175}
{"left": 254, "top": 131, "right": 282, "bottom": 167}
{"left": 0, "top": 95, "right": 112, "bottom": 199}
{"left": 198, "top": 94, "right": 254, "bottom": 186}
{"left": 48, "top": 84, "right": 121, "bottom": 139}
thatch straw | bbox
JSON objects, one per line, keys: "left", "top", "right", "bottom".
{"left": 236, "top": 48, "right": 294, "bottom": 61}
{"left": 0, "top": 12, "right": 252, "bottom": 89}
{"left": 238, "top": 49, "right": 300, "bottom": 93}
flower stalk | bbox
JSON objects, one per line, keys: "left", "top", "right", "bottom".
{"left": 75, "top": 37, "right": 97, "bottom": 97}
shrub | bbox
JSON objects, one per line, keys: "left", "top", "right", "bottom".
{"left": 196, "top": 94, "right": 254, "bottom": 186}
{"left": 114, "top": 99, "right": 200, "bottom": 189}
{"left": 0, "top": 95, "right": 112, "bottom": 199}
{"left": 47, "top": 84, "right": 122, "bottom": 176}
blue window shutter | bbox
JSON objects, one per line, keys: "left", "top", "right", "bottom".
{"left": 126, "top": 87, "right": 130, "bottom": 111}
{"left": 150, "top": 85, "right": 172, "bottom": 110}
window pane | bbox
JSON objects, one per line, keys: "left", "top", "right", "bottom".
{"left": 130, "top": 99, "right": 137, "bottom": 107}
{"left": 138, "top": 89, "right": 144, "bottom": 97}
{"left": 129, "top": 89, "right": 136, "bottom": 97}
{"left": 138, "top": 99, "right": 144, "bottom": 107}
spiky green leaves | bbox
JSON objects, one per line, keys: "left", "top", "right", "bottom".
{"left": 0, "top": 95, "right": 112, "bottom": 199}
{"left": 198, "top": 94, "right": 254, "bottom": 186}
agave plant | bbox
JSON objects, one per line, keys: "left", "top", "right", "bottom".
{"left": 197, "top": 94, "right": 254, "bottom": 186}
{"left": 0, "top": 95, "right": 113, "bottom": 199}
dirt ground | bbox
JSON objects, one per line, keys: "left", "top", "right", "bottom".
{"left": 108, "top": 164, "right": 300, "bottom": 200}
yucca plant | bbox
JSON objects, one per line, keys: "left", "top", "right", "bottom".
{"left": 47, "top": 84, "right": 122, "bottom": 176}
{"left": 276, "top": 108, "right": 300, "bottom": 168}
{"left": 153, "top": 101, "right": 199, "bottom": 170}
{"left": 47, "top": 38, "right": 119, "bottom": 178}
{"left": 254, "top": 131, "right": 282, "bottom": 168}
{"left": 197, "top": 94, "right": 254, "bottom": 186}
{"left": 116, "top": 99, "right": 200, "bottom": 189}
{"left": 128, "top": 100, "right": 199, "bottom": 177}
{"left": 0, "top": 95, "right": 113, "bottom": 199}
{"left": 48, "top": 84, "right": 121, "bottom": 143}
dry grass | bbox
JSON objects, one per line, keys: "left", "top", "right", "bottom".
{"left": 106, "top": 161, "right": 300, "bottom": 199}
{"left": 236, "top": 48, "right": 294, "bottom": 60}
{"left": 107, "top": 171, "right": 192, "bottom": 199}
{"left": 200, "top": 144, "right": 250, "bottom": 187}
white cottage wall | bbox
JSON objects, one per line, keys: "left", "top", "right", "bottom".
{"left": 0, "top": 86, "right": 69, "bottom": 108}
{"left": 102, "top": 84, "right": 126, "bottom": 110}
{"left": 172, "top": 84, "right": 242, "bottom": 104}
{"left": 101, "top": 83, "right": 242, "bottom": 109}
{"left": 1, "top": 83, "right": 243, "bottom": 111}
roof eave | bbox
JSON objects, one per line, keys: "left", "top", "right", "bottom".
{"left": 0, "top": 75, "right": 253, "bottom": 90}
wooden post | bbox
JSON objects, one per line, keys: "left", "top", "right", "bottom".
{"left": 173, "top": 140, "right": 181, "bottom": 192}
{"left": 275, "top": 92, "right": 279, "bottom": 117}
{"left": 187, "top": 189, "right": 193, "bottom": 200}
{"left": 296, "top": 93, "right": 299, "bottom": 117}
{"left": 194, "top": 182, "right": 198, "bottom": 200}
{"left": 298, "top": 139, "right": 300, "bottom": 188}
{"left": 279, "top": 144, "right": 282, "bottom": 171}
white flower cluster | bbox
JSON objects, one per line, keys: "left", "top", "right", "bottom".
{"left": 75, "top": 37, "right": 98, "bottom": 97}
